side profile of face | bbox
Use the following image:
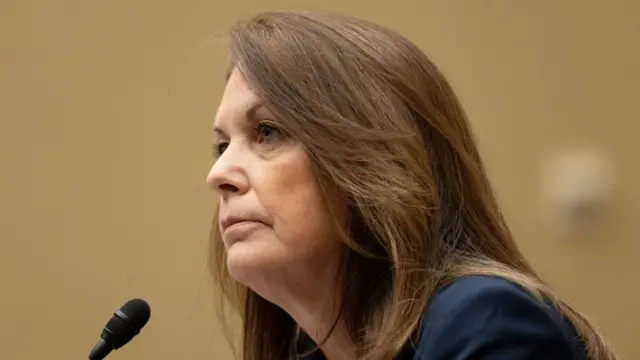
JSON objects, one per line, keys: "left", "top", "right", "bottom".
{"left": 206, "top": 68, "right": 344, "bottom": 307}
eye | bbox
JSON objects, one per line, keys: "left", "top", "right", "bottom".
{"left": 254, "top": 121, "right": 285, "bottom": 144}
{"left": 212, "top": 142, "right": 228, "bottom": 157}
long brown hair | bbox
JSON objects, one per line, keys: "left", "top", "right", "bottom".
{"left": 209, "top": 11, "right": 617, "bottom": 360}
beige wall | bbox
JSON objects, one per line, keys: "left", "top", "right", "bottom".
{"left": 0, "top": 1, "right": 637, "bottom": 359}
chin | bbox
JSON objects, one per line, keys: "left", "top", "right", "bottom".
{"left": 225, "top": 238, "right": 284, "bottom": 289}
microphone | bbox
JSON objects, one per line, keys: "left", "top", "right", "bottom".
{"left": 88, "top": 298, "right": 151, "bottom": 359}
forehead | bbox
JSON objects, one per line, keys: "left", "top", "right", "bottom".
{"left": 214, "top": 69, "right": 260, "bottom": 126}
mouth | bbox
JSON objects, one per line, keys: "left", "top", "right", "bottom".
{"left": 220, "top": 220, "right": 266, "bottom": 245}
{"left": 220, "top": 217, "right": 266, "bottom": 233}
{"left": 224, "top": 220, "right": 261, "bottom": 232}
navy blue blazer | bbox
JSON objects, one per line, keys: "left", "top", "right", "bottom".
{"left": 300, "top": 275, "right": 588, "bottom": 359}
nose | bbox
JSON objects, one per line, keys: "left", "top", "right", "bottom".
{"left": 206, "top": 159, "right": 250, "bottom": 199}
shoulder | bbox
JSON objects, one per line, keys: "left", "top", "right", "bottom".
{"left": 410, "top": 275, "right": 588, "bottom": 360}
{"left": 425, "top": 275, "right": 550, "bottom": 318}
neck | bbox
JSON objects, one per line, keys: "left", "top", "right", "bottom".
{"left": 279, "top": 272, "right": 356, "bottom": 360}
{"left": 293, "top": 304, "right": 357, "bottom": 360}
{"left": 272, "top": 246, "right": 355, "bottom": 359}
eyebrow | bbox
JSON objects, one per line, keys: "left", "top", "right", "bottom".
{"left": 213, "top": 101, "right": 265, "bottom": 137}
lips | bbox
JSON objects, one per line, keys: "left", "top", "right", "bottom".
{"left": 219, "top": 217, "right": 266, "bottom": 245}
{"left": 219, "top": 215, "right": 266, "bottom": 233}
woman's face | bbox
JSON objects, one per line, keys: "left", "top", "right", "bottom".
{"left": 206, "top": 68, "right": 344, "bottom": 304}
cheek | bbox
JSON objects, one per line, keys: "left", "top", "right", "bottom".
{"left": 258, "top": 152, "right": 336, "bottom": 252}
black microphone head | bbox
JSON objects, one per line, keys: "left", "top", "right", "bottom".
{"left": 112, "top": 298, "right": 151, "bottom": 333}
{"left": 89, "top": 298, "right": 151, "bottom": 359}
{"left": 102, "top": 298, "right": 151, "bottom": 349}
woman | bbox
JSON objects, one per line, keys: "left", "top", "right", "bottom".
{"left": 206, "top": 11, "right": 616, "bottom": 360}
